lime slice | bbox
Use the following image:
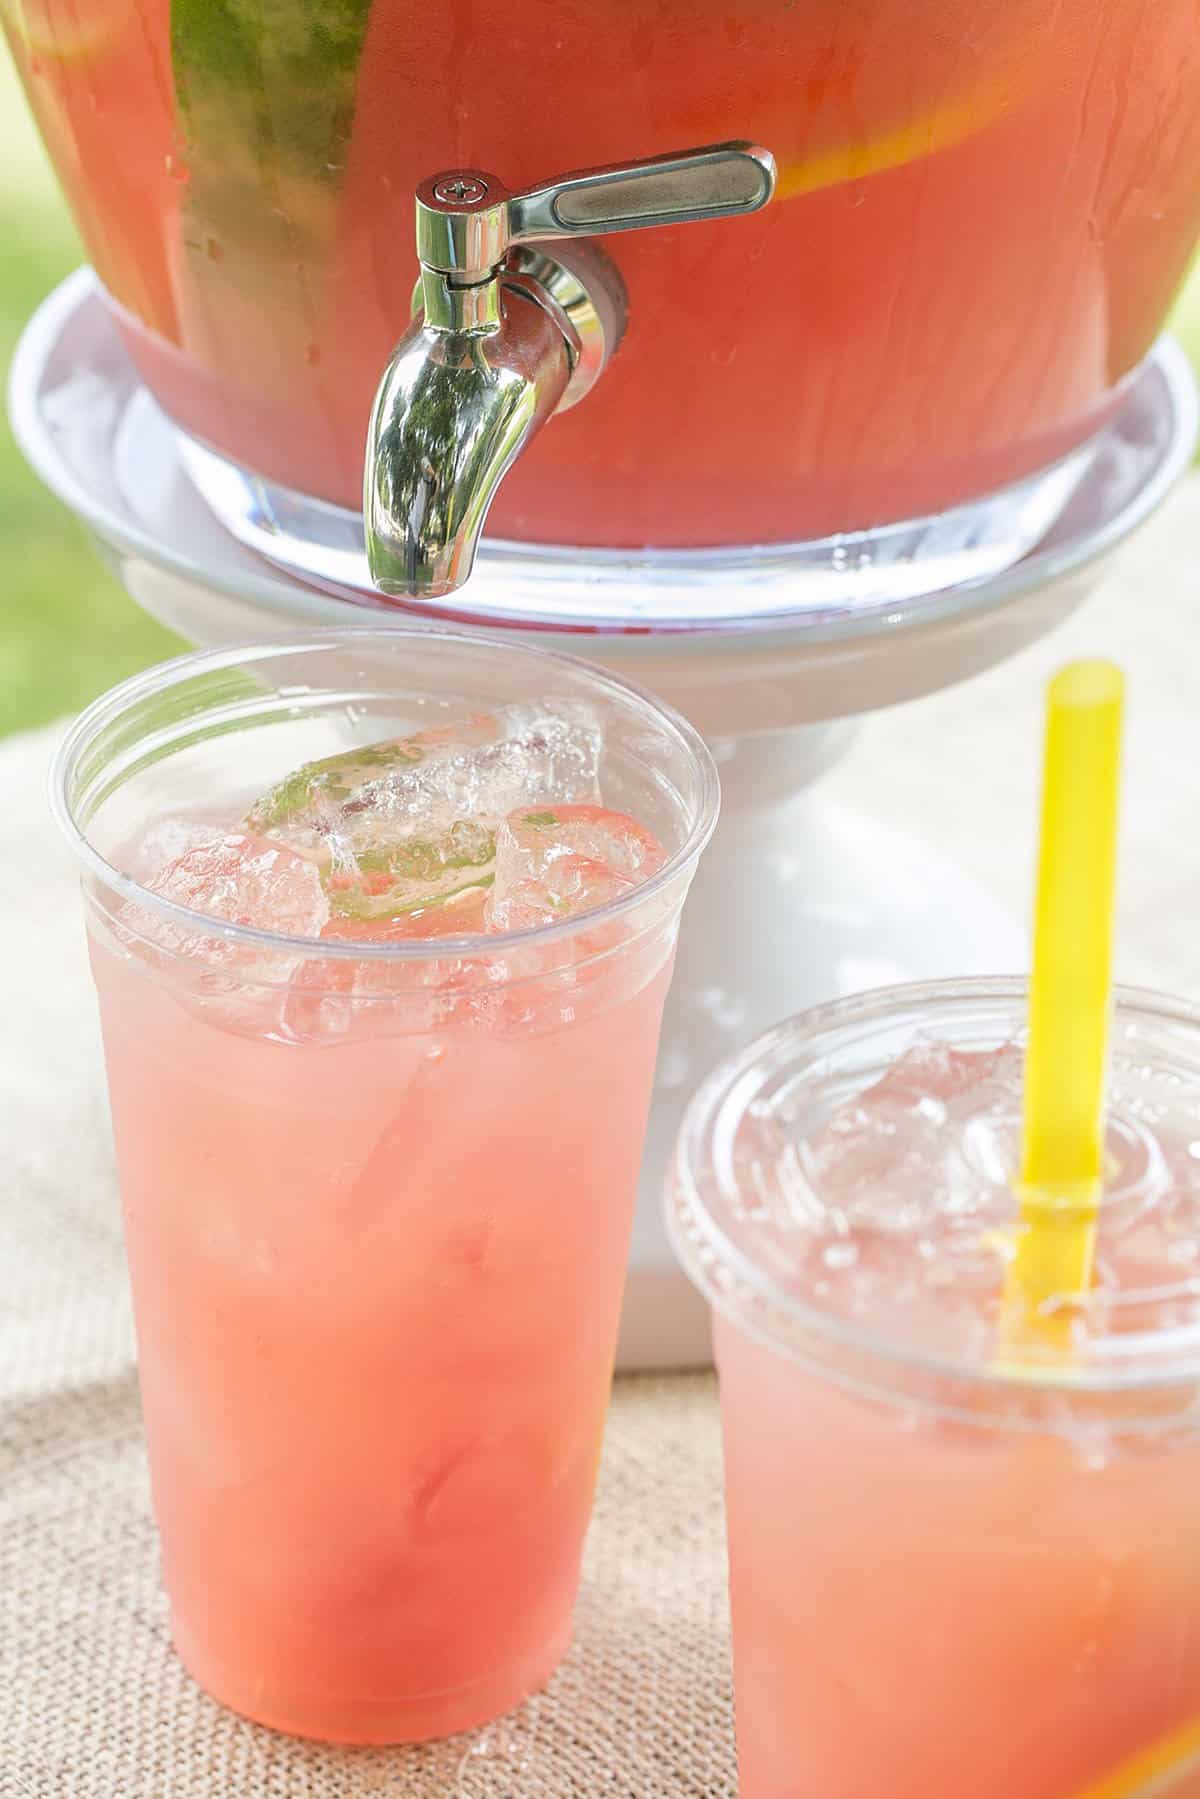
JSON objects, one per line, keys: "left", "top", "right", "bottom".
{"left": 1077, "top": 1718, "right": 1200, "bottom": 1798}
{"left": 323, "top": 821, "right": 497, "bottom": 922}
{"left": 247, "top": 718, "right": 496, "bottom": 836}
{"left": 321, "top": 884, "right": 491, "bottom": 942}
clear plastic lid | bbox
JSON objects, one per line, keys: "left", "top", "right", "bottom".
{"left": 668, "top": 978, "right": 1200, "bottom": 1423}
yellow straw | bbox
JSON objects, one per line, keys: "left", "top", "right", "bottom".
{"left": 1003, "top": 660, "right": 1124, "bottom": 1343}
{"left": 1003, "top": 666, "right": 1199, "bottom": 1799}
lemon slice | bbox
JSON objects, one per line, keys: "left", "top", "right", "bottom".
{"left": 1, "top": 0, "right": 117, "bottom": 61}
{"left": 1076, "top": 1718, "right": 1200, "bottom": 1798}
{"left": 776, "top": 66, "right": 1024, "bottom": 202}
{"left": 765, "top": 0, "right": 1060, "bottom": 205}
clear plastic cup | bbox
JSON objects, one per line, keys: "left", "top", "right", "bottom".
{"left": 668, "top": 977, "right": 1200, "bottom": 1799}
{"left": 53, "top": 627, "right": 718, "bottom": 1745}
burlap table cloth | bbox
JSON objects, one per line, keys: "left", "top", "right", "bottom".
{"left": 3, "top": 476, "right": 1198, "bottom": 1795}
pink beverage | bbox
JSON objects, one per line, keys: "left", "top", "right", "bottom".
{"left": 669, "top": 979, "right": 1200, "bottom": 1799}
{"left": 9, "top": 0, "right": 1200, "bottom": 548}
{"left": 53, "top": 630, "right": 717, "bottom": 1745}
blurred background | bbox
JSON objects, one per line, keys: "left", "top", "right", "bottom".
{"left": 2, "top": 51, "right": 1199, "bottom": 740}
{"left": 0, "top": 54, "right": 182, "bottom": 734}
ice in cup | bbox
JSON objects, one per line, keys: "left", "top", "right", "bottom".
{"left": 669, "top": 978, "right": 1200, "bottom": 1799}
{"left": 53, "top": 628, "right": 717, "bottom": 1745}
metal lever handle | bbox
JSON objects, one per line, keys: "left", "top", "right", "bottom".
{"left": 508, "top": 142, "right": 775, "bottom": 240}
{"left": 415, "top": 141, "right": 776, "bottom": 285}
{"left": 369, "top": 137, "right": 776, "bottom": 598}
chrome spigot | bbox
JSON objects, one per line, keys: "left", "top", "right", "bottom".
{"left": 364, "top": 141, "right": 776, "bottom": 598}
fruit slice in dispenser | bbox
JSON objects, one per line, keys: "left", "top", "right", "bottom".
{"left": 166, "top": 0, "right": 372, "bottom": 484}
{"left": 2, "top": 0, "right": 179, "bottom": 338}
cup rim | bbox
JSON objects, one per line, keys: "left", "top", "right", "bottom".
{"left": 669, "top": 975, "right": 1200, "bottom": 1402}
{"left": 50, "top": 625, "right": 720, "bottom": 964}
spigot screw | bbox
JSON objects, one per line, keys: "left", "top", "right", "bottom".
{"left": 432, "top": 174, "right": 490, "bottom": 206}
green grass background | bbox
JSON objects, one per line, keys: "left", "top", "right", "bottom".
{"left": 1, "top": 57, "right": 1198, "bottom": 739}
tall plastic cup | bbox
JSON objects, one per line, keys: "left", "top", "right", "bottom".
{"left": 54, "top": 627, "right": 718, "bottom": 1745}
{"left": 669, "top": 978, "right": 1200, "bottom": 1799}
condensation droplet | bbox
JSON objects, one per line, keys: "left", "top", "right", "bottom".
{"left": 822, "top": 1241, "right": 859, "bottom": 1271}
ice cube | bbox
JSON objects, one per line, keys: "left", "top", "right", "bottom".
{"left": 274, "top": 891, "right": 496, "bottom": 1045}
{"left": 111, "top": 834, "right": 333, "bottom": 1040}
{"left": 874, "top": 1039, "right": 1023, "bottom": 1110}
{"left": 410, "top": 1432, "right": 556, "bottom": 1537}
{"left": 246, "top": 714, "right": 498, "bottom": 840}
{"left": 486, "top": 802, "right": 666, "bottom": 931}
{"left": 247, "top": 704, "right": 602, "bottom": 923}
{"left": 140, "top": 833, "right": 329, "bottom": 955}
{"left": 126, "top": 814, "right": 226, "bottom": 883}
{"left": 800, "top": 1044, "right": 1020, "bottom": 1238}
{"left": 750, "top": 1039, "right": 1200, "bottom": 1365}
